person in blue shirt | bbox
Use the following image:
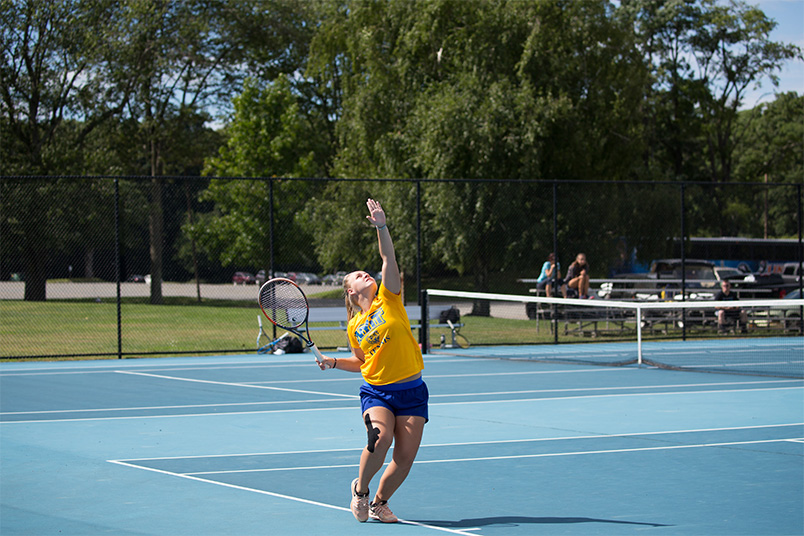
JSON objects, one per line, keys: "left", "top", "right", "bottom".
{"left": 536, "top": 253, "right": 563, "bottom": 297}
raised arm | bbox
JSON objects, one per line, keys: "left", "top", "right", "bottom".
{"left": 365, "top": 199, "right": 401, "bottom": 295}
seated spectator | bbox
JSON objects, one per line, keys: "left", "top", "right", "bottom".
{"left": 535, "top": 253, "right": 563, "bottom": 297}
{"left": 714, "top": 280, "right": 748, "bottom": 333}
{"left": 565, "top": 253, "right": 590, "bottom": 298}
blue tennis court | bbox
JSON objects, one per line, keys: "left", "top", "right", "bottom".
{"left": 1, "top": 339, "right": 802, "bottom": 535}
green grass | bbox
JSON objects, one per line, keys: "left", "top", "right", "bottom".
{"left": 1, "top": 299, "right": 557, "bottom": 359}
{"left": 3, "top": 298, "right": 796, "bottom": 361}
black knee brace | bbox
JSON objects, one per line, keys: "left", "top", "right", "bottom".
{"left": 365, "top": 413, "right": 380, "bottom": 453}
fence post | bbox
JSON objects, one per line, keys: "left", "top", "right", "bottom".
{"left": 269, "top": 178, "right": 276, "bottom": 340}
{"left": 680, "top": 182, "right": 687, "bottom": 341}
{"left": 416, "top": 180, "right": 422, "bottom": 305}
{"left": 553, "top": 180, "right": 559, "bottom": 345}
{"left": 114, "top": 178, "right": 122, "bottom": 359}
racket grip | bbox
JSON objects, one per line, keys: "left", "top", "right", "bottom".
{"left": 310, "top": 344, "right": 325, "bottom": 365}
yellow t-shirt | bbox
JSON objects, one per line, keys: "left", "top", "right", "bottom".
{"left": 347, "top": 284, "right": 424, "bottom": 385}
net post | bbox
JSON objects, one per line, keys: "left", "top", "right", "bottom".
{"left": 797, "top": 183, "right": 803, "bottom": 335}
{"left": 636, "top": 304, "right": 643, "bottom": 367}
{"left": 420, "top": 289, "right": 429, "bottom": 354}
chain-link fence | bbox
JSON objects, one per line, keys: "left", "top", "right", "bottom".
{"left": 1, "top": 176, "right": 802, "bottom": 359}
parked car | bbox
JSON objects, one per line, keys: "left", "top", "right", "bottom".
{"left": 232, "top": 271, "right": 256, "bottom": 285}
{"left": 322, "top": 271, "right": 349, "bottom": 286}
{"left": 126, "top": 274, "right": 146, "bottom": 283}
{"left": 256, "top": 270, "right": 291, "bottom": 284}
{"left": 783, "top": 288, "right": 802, "bottom": 300}
{"left": 713, "top": 266, "right": 743, "bottom": 282}
{"left": 780, "top": 262, "right": 802, "bottom": 284}
{"left": 294, "top": 272, "right": 322, "bottom": 285}
{"left": 599, "top": 259, "right": 717, "bottom": 300}
{"left": 779, "top": 287, "right": 803, "bottom": 329}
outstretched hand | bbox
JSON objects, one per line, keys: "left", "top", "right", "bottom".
{"left": 366, "top": 198, "right": 386, "bottom": 228}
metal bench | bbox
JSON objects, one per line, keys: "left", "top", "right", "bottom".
{"left": 258, "top": 304, "right": 463, "bottom": 351}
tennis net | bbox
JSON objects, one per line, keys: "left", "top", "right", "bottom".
{"left": 423, "top": 289, "right": 804, "bottom": 378}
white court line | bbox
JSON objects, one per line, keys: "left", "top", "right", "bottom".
{"left": 430, "top": 385, "right": 804, "bottom": 408}
{"left": 241, "top": 367, "right": 633, "bottom": 385}
{"left": 428, "top": 379, "right": 802, "bottom": 399}
{"left": 3, "top": 385, "right": 801, "bottom": 424}
{"left": 119, "top": 436, "right": 803, "bottom": 478}
{"left": 410, "top": 438, "right": 802, "bottom": 466}
{"left": 0, "top": 360, "right": 312, "bottom": 376}
{"left": 109, "top": 431, "right": 801, "bottom": 534}
{"left": 0, "top": 398, "right": 345, "bottom": 416}
{"left": 114, "top": 370, "right": 359, "bottom": 399}
{"left": 186, "top": 436, "right": 800, "bottom": 475}
{"left": 106, "top": 460, "right": 477, "bottom": 536}
{"left": 6, "top": 380, "right": 784, "bottom": 415}
{"left": 117, "top": 423, "right": 804, "bottom": 462}
{"left": 2, "top": 378, "right": 797, "bottom": 419}
{"left": 0, "top": 355, "right": 473, "bottom": 377}
{"left": 668, "top": 361, "right": 803, "bottom": 369}
{"left": 0, "top": 405, "right": 358, "bottom": 424}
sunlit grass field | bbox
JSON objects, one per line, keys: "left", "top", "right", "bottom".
{"left": 4, "top": 296, "right": 796, "bottom": 361}
{"left": 1, "top": 298, "right": 568, "bottom": 360}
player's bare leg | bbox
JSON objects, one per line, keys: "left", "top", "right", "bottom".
{"left": 374, "top": 415, "right": 425, "bottom": 502}
{"left": 356, "top": 407, "right": 395, "bottom": 494}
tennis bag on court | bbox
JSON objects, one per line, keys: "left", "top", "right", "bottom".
{"left": 276, "top": 334, "right": 304, "bottom": 353}
{"left": 439, "top": 306, "right": 460, "bottom": 324}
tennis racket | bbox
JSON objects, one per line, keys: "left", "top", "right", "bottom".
{"left": 446, "top": 319, "right": 470, "bottom": 349}
{"left": 258, "top": 277, "right": 324, "bottom": 364}
{"left": 256, "top": 315, "right": 291, "bottom": 354}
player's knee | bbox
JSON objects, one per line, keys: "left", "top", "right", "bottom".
{"left": 373, "top": 429, "right": 393, "bottom": 453}
{"left": 391, "top": 445, "right": 418, "bottom": 468}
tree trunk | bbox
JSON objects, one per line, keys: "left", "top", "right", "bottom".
{"left": 471, "top": 251, "right": 490, "bottom": 317}
{"left": 83, "top": 247, "right": 95, "bottom": 279}
{"left": 23, "top": 247, "right": 47, "bottom": 301}
{"left": 149, "top": 175, "right": 164, "bottom": 305}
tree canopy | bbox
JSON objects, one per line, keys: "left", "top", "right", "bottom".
{"left": 2, "top": 0, "right": 801, "bottom": 300}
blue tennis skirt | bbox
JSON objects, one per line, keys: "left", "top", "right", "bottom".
{"left": 360, "top": 377, "right": 429, "bottom": 422}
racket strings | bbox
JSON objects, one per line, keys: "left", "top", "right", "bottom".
{"left": 259, "top": 280, "right": 308, "bottom": 329}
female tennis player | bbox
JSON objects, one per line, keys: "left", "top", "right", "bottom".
{"left": 315, "top": 198, "right": 427, "bottom": 524}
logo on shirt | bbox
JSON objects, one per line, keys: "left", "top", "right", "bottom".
{"left": 355, "top": 308, "right": 386, "bottom": 345}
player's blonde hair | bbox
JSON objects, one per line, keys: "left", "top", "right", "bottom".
{"left": 343, "top": 275, "right": 360, "bottom": 322}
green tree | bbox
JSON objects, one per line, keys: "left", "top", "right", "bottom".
{"left": 0, "top": 0, "right": 134, "bottom": 300}
{"left": 197, "top": 78, "right": 328, "bottom": 273}
{"left": 624, "top": 0, "right": 801, "bottom": 183}
{"left": 0, "top": 0, "right": 134, "bottom": 174}
{"left": 734, "top": 92, "right": 803, "bottom": 238}
{"left": 307, "top": 0, "right": 650, "bottom": 306}
{"left": 114, "top": 0, "right": 323, "bottom": 303}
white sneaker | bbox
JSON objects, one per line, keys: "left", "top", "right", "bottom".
{"left": 369, "top": 500, "right": 398, "bottom": 523}
{"left": 350, "top": 478, "right": 369, "bottom": 522}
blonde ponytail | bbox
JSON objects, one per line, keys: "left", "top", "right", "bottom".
{"left": 343, "top": 279, "right": 359, "bottom": 322}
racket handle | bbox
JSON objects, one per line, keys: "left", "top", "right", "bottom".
{"left": 310, "top": 344, "right": 325, "bottom": 365}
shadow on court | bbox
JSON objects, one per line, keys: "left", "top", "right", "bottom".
{"left": 411, "top": 516, "right": 671, "bottom": 529}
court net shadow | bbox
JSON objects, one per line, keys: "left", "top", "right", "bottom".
{"left": 410, "top": 516, "right": 671, "bottom": 529}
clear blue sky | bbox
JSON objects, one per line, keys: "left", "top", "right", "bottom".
{"left": 743, "top": 0, "right": 804, "bottom": 108}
